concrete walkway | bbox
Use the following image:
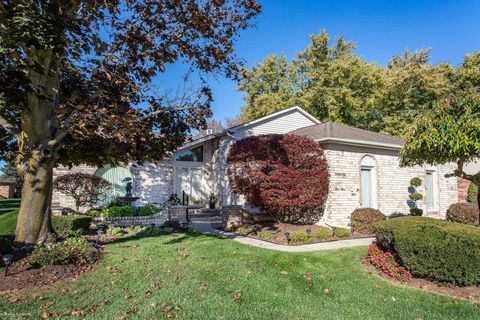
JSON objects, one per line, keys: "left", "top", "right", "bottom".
{"left": 190, "top": 217, "right": 374, "bottom": 253}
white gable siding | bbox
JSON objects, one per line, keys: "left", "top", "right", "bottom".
{"left": 233, "top": 109, "right": 318, "bottom": 139}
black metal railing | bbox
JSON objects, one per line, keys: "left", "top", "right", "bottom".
{"left": 182, "top": 190, "right": 189, "bottom": 206}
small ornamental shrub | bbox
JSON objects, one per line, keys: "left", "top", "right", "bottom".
{"left": 410, "top": 177, "right": 422, "bottom": 187}
{"left": 54, "top": 173, "right": 111, "bottom": 213}
{"left": 52, "top": 215, "right": 92, "bottom": 236}
{"left": 137, "top": 204, "right": 163, "bottom": 216}
{"left": 335, "top": 228, "right": 350, "bottom": 238}
{"left": 256, "top": 230, "right": 273, "bottom": 241}
{"left": 110, "top": 227, "right": 127, "bottom": 236}
{"left": 374, "top": 216, "right": 480, "bottom": 285}
{"left": 446, "top": 203, "right": 479, "bottom": 225}
{"left": 408, "top": 193, "right": 423, "bottom": 201}
{"left": 84, "top": 209, "right": 101, "bottom": 217}
{"left": 363, "top": 241, "right": 412, "bottom": 282}
{"left": 467, "top": 182, "right": 478, "bottom": 204}
{"left": 350, "top": 208, "right": 385, "bottom": 235}
{"left": 236, "top": 226, "right": 254, "bottom": 235}
{"left": 163, "top": 220, "right": 181, "bottom": 230}
{"left": 101, "top": 206, "right": 135, "bottom": 218}
{"left": 30, "top": 237, "right": 97, "bottom": 266}
{"left": 314, "top": 227, "right": 332, "bottom": 240}
{"left": 161, "top": 227, "right": 174, "bottom": 235}
{"left": 409, "top": 207, "right": 423, "bottom": 216}
{"left": 290, "top": 231, "right": 311, "bottom": 244}
{"left": 168, "top": 194, "right": 181, "bottom": 205}
{"left": 228, "top": 134, "right": 329, "bottom": 224}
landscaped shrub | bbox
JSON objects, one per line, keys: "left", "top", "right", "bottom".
{"left": 446, "top": 203, "right": 479, "bottom": 225}
{"left": 374, "top": 216, "right": 480, "bottom": 285}
{"left": 467, "top": 182, "right": 478, "bottom": 204}
{"left": 236, "top": 226, "right": 254, "bottom": 235}
{"left": 84, "top": 209, "right": 101, "bottom": 217}
{"left": 256, "top": 230, "right": 273, "bottom": 241}
{"left": 163, "top": 220, "right": 181, "bottom": 230}
{"left": 137, "top": 204, "right": 163, "bottom": 216}
{"left": 101, "top": 206, "right": 135, "bottom": 218}
{"left": 363, "top": 241, "right": 412, "bottom": 282}
{"left": 228, "top": 134, "right": 329, "bottom": 224}
{"left": 334, "top": 228, "right": 350, "bottom": 238}
{"left": 410, "top": 177, "right": 422, "bottom": 187}
{"left": 314, "top": 227, "right": 332, "bottom": 240}
{"left": 30, "top": 237, "right": 97, "bottom": 266}
{"left": 350, "top": 208, "right": 385, "bottom": 235}
{"left": 110, "top": 227, "right": 127, "bottom": 236}
{"left": 52, "top": 215, "right": 92, "bottom": 236}
{"left": 54, "top": 173, "right": 111, "bottom": 213}
{"left": 409, "top": 207, "right": 423, "bottom": 216}
{"left": 290, "top": 231, "right": 311, "bottom": 244}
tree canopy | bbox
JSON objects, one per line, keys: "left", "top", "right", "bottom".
{"left": 238, "top": 30, "right": 476, "bottom": 136}
{"left": 0, "top": 0, "right": 261, "bottom": 243}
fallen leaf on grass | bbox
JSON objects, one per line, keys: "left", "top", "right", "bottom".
{"left": 280, "top": 271, "right": 288, "bottom": 276}
{"left": 233, "top": 293, "right": 241, "bottom": 302}
{"left": 323, "top": 288, "right": 330, "bottom": 294}
{"left": 303, "top": 273, "right": 313, "bottom": 281}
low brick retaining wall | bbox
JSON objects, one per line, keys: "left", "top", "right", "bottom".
{"left": 222, "top": 205, "right": 274, "bottom": 228}
{"left": 95, "top": 206, "right": 188, "bottom": 227}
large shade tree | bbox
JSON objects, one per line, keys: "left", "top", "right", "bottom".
{"left": 400, "top": 94, "right": 480, "bottom": 223}
{"left": 0, "top": 0, "right": 261, "bottom": 243}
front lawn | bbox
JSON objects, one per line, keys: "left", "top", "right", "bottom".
{"left": 1, "top": 232, "right": 478, "bottom": 319}
{"left": 0, "top": 198, "right": 20, "bottom": 235}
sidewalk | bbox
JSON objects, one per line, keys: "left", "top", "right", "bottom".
{"left": 191, "top": 217, "right": 374, "bottom": 253}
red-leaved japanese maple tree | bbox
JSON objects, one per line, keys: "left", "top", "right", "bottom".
{"left": 228, "top": 134, "right": 329, "bottom": 224}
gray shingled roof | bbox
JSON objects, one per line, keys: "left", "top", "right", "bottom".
{"left": 290, "top": 122, "right": 403, "bottom": 148}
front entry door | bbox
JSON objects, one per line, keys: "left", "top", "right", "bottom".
{"left": 175, "top": 167, "right": 203, "bottom": 203}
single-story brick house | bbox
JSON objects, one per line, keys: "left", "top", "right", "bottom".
{"left": 53, "top": 106, "right": 459, "bottom": 226}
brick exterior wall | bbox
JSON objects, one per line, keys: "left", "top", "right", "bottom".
{"left": 52, "top": 160, "right": 173, "bottom": 215}
{"left": 457, "top": 177, "right": 471, "bottom": 203}
{"left": 0, "top": 183, "right": 14, "bottom": 198}
{"left": 322, "top": 143, "right": 458, "bottom": 226}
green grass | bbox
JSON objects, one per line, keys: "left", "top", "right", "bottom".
{"left": 1, "top": 232, "right": 478, "bottom": 319}
{"left": 0, "top": 198, "right": 20, "bottom": 235}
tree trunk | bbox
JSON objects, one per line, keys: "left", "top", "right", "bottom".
{"left": 14, "top": 48, "right": 60, "bottom": 244}
{"left": 477, "top": 189, "right": 480, "bottom": 226}
{"left": 15, "top": 153, "right": 57, "bottom": 244}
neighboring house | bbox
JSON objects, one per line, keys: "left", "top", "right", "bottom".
{"left": 0, "top": 177, "right": 15, "bottom": 199}
{"left": 52, "top": 107, "right": 459, "bottom": 226}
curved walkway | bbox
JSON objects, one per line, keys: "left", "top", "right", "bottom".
{"left": 191, "top": 217, "right": 374, "bottom": 253}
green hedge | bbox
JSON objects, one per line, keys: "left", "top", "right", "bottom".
{"left": 52, "top": 215, "right": 92, "bottom": 236}
{"left": 373, "top": 216, "right": 480, "bottom": 285}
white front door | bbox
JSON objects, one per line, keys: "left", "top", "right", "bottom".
{"left": 175, "top": 167, "right": 203, "bottom": 203}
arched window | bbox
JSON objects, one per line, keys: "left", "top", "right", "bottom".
{"left": 95, "top": 165, "right": 133, "bottom": 205}
{"left": 360, "top": 156, "right": 376, "bottom": 208}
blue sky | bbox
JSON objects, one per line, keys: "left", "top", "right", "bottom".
{"left": 1, "top": 1, "right": 479, "bottom": 171}
{"left": 194, "top": 0, "right": 480, "bottom": 121}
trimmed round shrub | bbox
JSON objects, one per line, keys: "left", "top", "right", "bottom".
{"left": 335, "top": 228, "right": 350, "bottom": 238}
{"left": 446, "top": 203, "right": 479, "bottom": 225}
{"left": 314, "top": 227, "right": 332, "bottom": 240}
{"left": 467, "top": 182, "right": 478, "bottom": 204}
{"left": 290, "top": 231, "right": 311, "bottom": 244}
{"left": 409, "top": 207, "right": 423, "bottom": 216}
{"left": 52, "top": 215, "right": 92, "bottom": 236}
{"left": 350, "top": 208, "right": 385, "bottom": 235}
{"left": 228, "top": 134, "right": 329, "bottom": 224}
{"left": 374, "top": 216, "right": 480, "bottom": 285}
{"left": 410, "top": 177, "right": 422, "bottom": 187}
{"left": 408, "top": 192, "right": 423, "bottom": 201}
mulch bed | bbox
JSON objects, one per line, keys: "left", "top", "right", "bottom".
{"left": 0, "top": 255, "right": 97, "bottom": 292}
{"left": 234, "top": 222, "right": 371, "bottom": 245}
{"left": 365, "top": 263, "right": 480, "bottom": 302}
